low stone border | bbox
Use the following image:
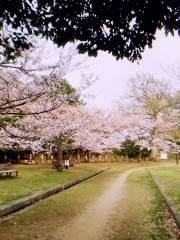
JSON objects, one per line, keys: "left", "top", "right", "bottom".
{"left": 147, "top": 169, "right": 180, "bottom": 228}
{"left": 0, "top": 167, "right": 109, "bottom": 217}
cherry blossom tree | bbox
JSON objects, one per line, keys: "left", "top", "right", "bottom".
{"left": 126, "top": 74, "right": 172, "bottom": 118}
{"left": 0, "top": 40, "right": 96, "bottom": 153}
{"left": 5, "top": 108, "right": 125, "bottom": 166}
{"left": 119, "top": 113, "right": 178, "bottom": 160}
{"left": 0, "top": 42, "right": 86, "bottom": 117}
{"left": 1, "top": 105, "right": 93, "bottom": 170}
{"left": 73, "top": 110, "right": 108, "bottom": 154}
{"left": 38, "top": 106, "right": 93, "bottom": 170}
{"left": 117, "top": 74, "right": 178, "bottom": 159}
{"left": 0, "top": 66, "right": 81, "bottom": 151}
{"left": 74, "top": 109, "right": 126, "bottom": 156}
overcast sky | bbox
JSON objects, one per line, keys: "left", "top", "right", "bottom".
{"left": 44, "top": 30, "right": 180, "bottom": 109}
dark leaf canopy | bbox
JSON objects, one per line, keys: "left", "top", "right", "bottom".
{"left": 0, "top": 0, "right": 179, "bottom": 61}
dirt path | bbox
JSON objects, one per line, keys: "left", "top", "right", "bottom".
{"left": 57, "top": 169, "right": 135, "bottom": 240}
{"left": 0, "top": 166, "right": 175, "bottom": 240}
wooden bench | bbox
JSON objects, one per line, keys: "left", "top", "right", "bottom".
{"left": 0, "top": 163, "right": 18, "bottom": 177}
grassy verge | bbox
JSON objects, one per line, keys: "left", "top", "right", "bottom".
{"left": 0, "top": 165, "right": 131, "bottom": 240}
{"left": 150, "top": 166, "right": 180, "bottom": 211}
{"left": 0, "top": 164, "right": 105, "bottom": 205}
{"left": 104, "top": 169, "right": 172, "bottom": 240}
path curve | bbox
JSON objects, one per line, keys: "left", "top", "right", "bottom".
{"left": 58, "top": 169, "right": 135, "bottom": 240}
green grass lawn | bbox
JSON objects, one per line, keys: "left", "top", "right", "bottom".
{"left": 0, "top": 165, "right": 173, "bottom": 240}
{"left": 0, "top": 162, "right": 171, "bottom": 205}
{"left": 104, "top": 169, "right": 172, "bottom": 240}
{"left": 0, "top": 165, "right": 132, "bottom": 240}
{"left": 0, "top": 164, "right": 105, "bottom": 205}
{"left": 150, "top": 165, "right": 180, "bottom": 211}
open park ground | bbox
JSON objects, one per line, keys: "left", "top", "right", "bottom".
{"left": 0, "top": 4, "right": 179, "bottom": 240}
{"left": 0, "top": 162, "right": 179, "bottom": 240}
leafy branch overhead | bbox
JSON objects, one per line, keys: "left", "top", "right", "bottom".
{"left": 0, "top": 1, "right": 179, "bottom": 61}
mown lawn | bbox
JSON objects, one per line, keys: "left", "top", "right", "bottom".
{"left": 104, "top": 169, "right": 172, "bottom": 240}
{"left": 150, "top": 165, "right": 180, "bottom": 211}
{"left": 0, "top": 164, "right": 104, "bottom": 205}
{"left": 0, "top": 165, "right": 131, "bottom": 240}
{"left": 0, "top": 164, "right": 175, "bottom": 240}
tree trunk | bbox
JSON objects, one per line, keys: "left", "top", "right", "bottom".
{"left": 138, "top": 152, "right": 142, "bottom": 163}
{"left": 125, "top": 154, "right": 128, "bottom": 162}
{"left": 149, "top": 150, "right": 156, "bottom": 161}
{"left": 54, "top": 140, "right": 63, "bottom": 171}
{"left": 88, "top": 151, "right": 91, "bottom": 163}
{"left": 176, "top": 153, "right": 179, "bottom": 165}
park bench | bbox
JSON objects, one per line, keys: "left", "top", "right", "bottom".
{"left": 0, "top": 163, "right": 18, "bottom": 177}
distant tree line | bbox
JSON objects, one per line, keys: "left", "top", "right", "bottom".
{"left": 114, "top": 139, "right": 151, "bottom": 162}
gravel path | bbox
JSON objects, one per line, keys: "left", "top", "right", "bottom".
{"left": 58, "top": 169, "right": 134, "bottom": 240}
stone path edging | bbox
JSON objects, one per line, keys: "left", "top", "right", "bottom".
{"left": 147, "top": 169, "right": 180, "bottom": 228}
{"left": 0, "top": 167, "right": 109, "bottom": 217}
